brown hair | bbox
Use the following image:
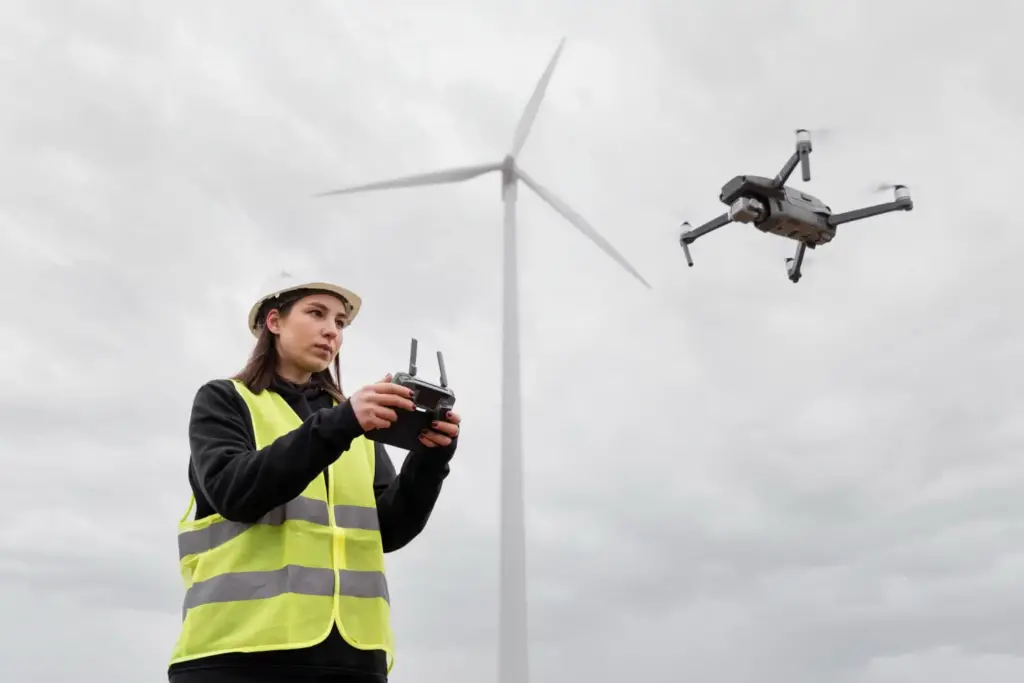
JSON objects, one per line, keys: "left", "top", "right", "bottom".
{"left": 232, "top": 290, "right": 345, "bottom": 402}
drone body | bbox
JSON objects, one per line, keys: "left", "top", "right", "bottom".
{"left": 679, "top": 129, "right": 913, "bottom": 283}
{"left": 718, "top": 174, "right": 836, "bottom": 246}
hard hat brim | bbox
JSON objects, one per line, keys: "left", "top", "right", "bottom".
{"left": 247, "top": 281, "right": 363, "bottom": 337}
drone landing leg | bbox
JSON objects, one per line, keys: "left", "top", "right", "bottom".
{"left": 785, "top": 242, "right": 807, "bottom": 283}
{"left": 679, "top": 212, "right": 732, "bottom": 266}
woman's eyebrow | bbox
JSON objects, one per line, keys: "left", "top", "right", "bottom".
{"left": 307, "top": 301, "right": 347, "bottom": 317}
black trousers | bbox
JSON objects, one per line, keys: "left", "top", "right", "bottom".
{"left": 169, "top": 668, "right": 386, "bottom": 683}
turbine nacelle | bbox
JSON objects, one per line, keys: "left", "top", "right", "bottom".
{"left": 501, "top": 154, "right": 517, "bottom": 185}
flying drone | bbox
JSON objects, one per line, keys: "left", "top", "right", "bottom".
{"left": 678, "top": 129, "right": 913, "bottom": 283}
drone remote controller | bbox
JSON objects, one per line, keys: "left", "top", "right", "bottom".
{"left": 366, "top": 338, "right": 457, "bottom": 451}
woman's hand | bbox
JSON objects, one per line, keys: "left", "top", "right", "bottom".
{"left": 349, "top": 374, "right": 417, "bottom": 431}
{"left": 419, "top": 410, "right": 461, "bottom": 448}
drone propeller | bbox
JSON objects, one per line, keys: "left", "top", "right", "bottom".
{"left": 872, "top": 182, "right": 902, "bottom": 193}
{"left": 862, "top": 181, "right": 913, "bottom": 206}
{"left": 795, "top": 126, "right": 838, "bottom": 143}
{"left": 869, "top": 181, "right": 912, "bottom": 199}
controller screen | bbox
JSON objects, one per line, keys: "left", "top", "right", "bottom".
{"left": 413, "top": 385, "right": 442, "bottom": 410}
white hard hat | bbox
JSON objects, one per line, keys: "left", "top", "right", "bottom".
{"left": 247, "top": 269, "right": 363, "bottom": 337}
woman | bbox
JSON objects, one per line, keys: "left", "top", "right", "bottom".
{"left": 167, "top": 273, "right": 462, "bottom": 683}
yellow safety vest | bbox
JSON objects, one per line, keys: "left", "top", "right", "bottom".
{"left": 169, "top": 380, "right": 394, "bottom": 670}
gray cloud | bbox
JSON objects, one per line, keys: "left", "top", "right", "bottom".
{"left": 2, "top": 0, "right": 1023, "bottom": 682}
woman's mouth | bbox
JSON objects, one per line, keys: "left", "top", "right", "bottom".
{"left": 313, "top": 343, "right": 332, "bottom": 357}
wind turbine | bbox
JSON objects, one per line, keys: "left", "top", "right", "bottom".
{"left": 315, "top": 37, "right": 650, "bottom": 683}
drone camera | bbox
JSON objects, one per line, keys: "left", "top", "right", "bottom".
{"left": 728, "top": 197, "right": 764, "bottom": 224}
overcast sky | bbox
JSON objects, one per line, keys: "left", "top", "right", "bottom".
{"left": 1, "top": 1, "right": 1022, "bottom": 682}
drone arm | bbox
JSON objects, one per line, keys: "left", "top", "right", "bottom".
{"left": 829, "top": 198, "right": 913, "bottom": 226}
{"left": 772, "top": 151, "right": 802, "bottom": 188}
{"left": 679, "top": 212, "right": 732, "bottom": 266}
{"left": 681, "top": 213, "right": 731, "bottom": 243}
{"left": 773, "top": 130, "right": 814, "bottom": 187}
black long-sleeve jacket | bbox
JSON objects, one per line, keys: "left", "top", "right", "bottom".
{"left": 168, "top": 374, "right": 456, "bottom": 683}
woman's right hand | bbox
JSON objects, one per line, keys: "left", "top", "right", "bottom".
{"left": 348, "top": 374, "right": 417, "bottom": 431}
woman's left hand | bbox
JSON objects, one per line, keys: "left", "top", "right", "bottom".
{"left": 419, "top": 411, "right": 461, "bottom": 448}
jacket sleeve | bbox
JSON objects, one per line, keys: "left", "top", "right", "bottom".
{"left": 188, "top": 379, "right": 365, "bottom": 523}
{"left": 373, "top": 438, "right": 457, "bottom": 553}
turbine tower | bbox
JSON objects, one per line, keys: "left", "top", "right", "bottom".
{"left": 315, "top": 37, "right": 650, "bottom": 683}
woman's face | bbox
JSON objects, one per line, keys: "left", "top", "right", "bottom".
{"left": 267, "top": 292, "right": 348, "bottom": 377}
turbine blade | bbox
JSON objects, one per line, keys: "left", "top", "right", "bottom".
{"left": 509, "top": 37, "right": 566, "bottom": 158}
{"left": 315, "top": 162, "right": 501, "bottom": 197}
{"left": 517, "top": 169, "right": 651, "bottom": 289}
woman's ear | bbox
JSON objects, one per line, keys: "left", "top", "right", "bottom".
{"left": 265, "top": 309, "right": 281, "bottom": 334}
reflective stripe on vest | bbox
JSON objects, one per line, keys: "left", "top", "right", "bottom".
{"left": 168, "top": 380, "right": 394, "bottom": 670}
{"left": 176, "top": 497, "right": 380, "bottom": 558}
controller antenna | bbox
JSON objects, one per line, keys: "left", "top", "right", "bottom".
{"left": 437, "top": 350, "right": 448, "bottom": 388}
{"left": 408, "top": 338, "right": 418, "bottom": 377}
